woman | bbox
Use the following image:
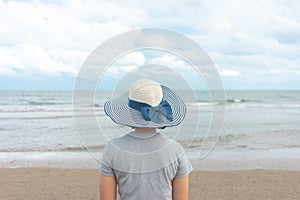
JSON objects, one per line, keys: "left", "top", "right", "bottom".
{"left": 100, "top": 79, "right": 193, "bottom": 200}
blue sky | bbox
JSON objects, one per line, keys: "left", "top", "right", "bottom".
{"left": 0, "top": 0, "right": 300, "bottom": 90}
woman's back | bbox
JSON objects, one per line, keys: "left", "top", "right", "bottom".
{"left": 100, "top": 131, "right": 193, "bottom": 200}
{"left": 100, "top": 79, "right": 192, "bottom": 200}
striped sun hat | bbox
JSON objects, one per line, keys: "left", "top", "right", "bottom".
{"left": 104, "top": 79, "right": 186, "bottom": 128}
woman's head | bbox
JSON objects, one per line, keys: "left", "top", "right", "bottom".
{"left": 104, "top": 79, "right": 186, "bottom": 128}
{"left": 129, "top": 79, "right": 163, "bottom": 107}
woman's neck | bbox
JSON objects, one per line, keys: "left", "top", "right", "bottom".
{"left": 134, "top": 128, "right": 157, "bottom": 133}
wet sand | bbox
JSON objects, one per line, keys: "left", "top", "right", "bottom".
{"left": 0, "top": 168, "right": 299, "bottom": 200}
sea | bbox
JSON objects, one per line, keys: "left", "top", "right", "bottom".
{"left": 0, "top": 90, "right": 300, "bottom": 170}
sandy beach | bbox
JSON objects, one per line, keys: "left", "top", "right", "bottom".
{"left": 0, "top": 168, "right": 299, "bottom": 200}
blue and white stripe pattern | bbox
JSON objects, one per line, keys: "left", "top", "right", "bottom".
{"left": 104, "top": 85, "right": 186, "bottom": 128}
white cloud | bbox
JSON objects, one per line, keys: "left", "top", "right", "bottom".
{"left": 138, "top": 0, "right": 300, "bottom": 80}
{"left": 0, "top": 0, "right": 299, "bottom": 89}
{"left": 105, "top": 65, "right": 138, "bottom": 78}
{"left": 17, "top": 43, "right": 78, "bottom": 76}
{"left": 104, "top": 53, "right": 207, "bottom": 89}
{"left": 103, "top": 51, "right": 146, "bottom": 78}
{"left": 219, "top": 68, "right": 240, "bottom": 77}
{"left": 0, "top": 0, "right": 130, "bottom": 76}
{"left": 150, "top": 55, "right": 186, "bottom": 70}
{"left": 115, "top": 52, "right": 146, "bottom": 66}
{"left": 0, "top": 46, "right": 23, "bottom": 75}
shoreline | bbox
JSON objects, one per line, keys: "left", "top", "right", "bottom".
{"left": 1, "top": 148, "right": 300, "bottom": 171}
{"left": 0, "top": 168, "right": 299, "bottom": 200}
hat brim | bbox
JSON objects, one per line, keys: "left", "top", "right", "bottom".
{"left": 104, "top": 85, "right": 186, "bottom": 128}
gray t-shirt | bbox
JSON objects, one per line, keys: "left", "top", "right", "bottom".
{"left": 100, "top": 131, "right": 193, "bottom": 200}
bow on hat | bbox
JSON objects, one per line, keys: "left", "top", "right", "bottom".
{"left": 128, "top": 99, "right": 173, "bottom": 123}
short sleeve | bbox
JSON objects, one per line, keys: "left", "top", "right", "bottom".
{"left": 175, "top": 151, "right": 193, "bottom": 178}
{"left": 100, "top": 142, "right": 115, "bottom": 176}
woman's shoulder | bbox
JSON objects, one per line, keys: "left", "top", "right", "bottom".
{"left": 105, "top": 132, "right": 185, "bottom": 156}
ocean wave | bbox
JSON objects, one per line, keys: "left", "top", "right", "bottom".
{"left": 0, "top": 106, "right": 104, "bottom": 113}
{"left": 0, "top": 113, "right": 105, "bottom": 120}
{"left": 195, "top": 98, "right": 263, "bottom": 104}
{"left": 225, "top": 98, "right": 263, "bottom": 103}
{"left": 28, "top": 101, "right": 69, "bottom": 106}
{"left": 0, "top": 144, "right": 106, "bottom": 152}
{"left": 192, "top": 98, "right": 300, "bottom": 109}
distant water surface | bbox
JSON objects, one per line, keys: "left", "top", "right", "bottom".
{"left": 0, "top": 90, "right": 300, "bottom": 167}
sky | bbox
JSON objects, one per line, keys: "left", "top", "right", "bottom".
{"left": 0, "top": 0, "right": 300, "bottom": 90}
